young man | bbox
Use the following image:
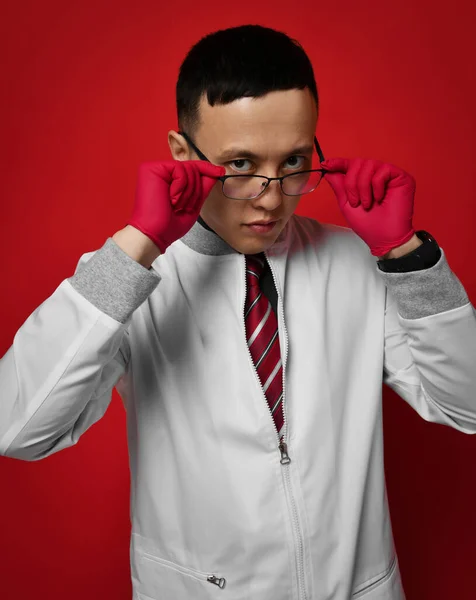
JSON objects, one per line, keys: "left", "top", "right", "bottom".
{"left": 1, "top": 24, "right": 475, "bottom": 600}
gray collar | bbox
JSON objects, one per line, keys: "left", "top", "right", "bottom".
{"left": 178, "top": 217, "right": 236, "bottom": 255}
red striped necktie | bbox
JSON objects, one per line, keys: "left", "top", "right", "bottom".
{"left": 244, "top": 254, "right": 284, "bottom": 440}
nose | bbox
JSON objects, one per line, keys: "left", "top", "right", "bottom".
{"left": 253, "top": 178, "right": 283, "bottom": 211}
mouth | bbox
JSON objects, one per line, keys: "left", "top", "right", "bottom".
{"left": 247, "top": 220, "right": 277, "bottom": 225}
{"left": 243, "top": 220, "right": 279, "bottom": 234}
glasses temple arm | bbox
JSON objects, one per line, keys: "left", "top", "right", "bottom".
{"left": 177, "top": 130, "right": 212, "bottom": 163}
{"left": 313, "top": 136, "right": 326, "bottom": 163}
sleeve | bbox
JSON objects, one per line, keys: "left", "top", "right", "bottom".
{"left": 0, "top": 238, "right": 161, "bottom": 460}
{"left": 378, "top": 246, "right": 476, "bottom": 433}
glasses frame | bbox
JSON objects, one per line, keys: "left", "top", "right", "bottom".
{"left": 177, "top": 130, "right": 327, "bottom": 200}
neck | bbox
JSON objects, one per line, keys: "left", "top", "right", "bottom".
{"left": 197, "top": 214, "right": 216, "bottom": 234}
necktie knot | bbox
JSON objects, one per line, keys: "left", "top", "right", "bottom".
{"left": 245, "top": 254, "right": 265, "bottom": 288}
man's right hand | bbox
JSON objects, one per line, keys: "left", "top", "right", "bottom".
{"left": 127, "top": 160, "right": 226, "bottom": 255}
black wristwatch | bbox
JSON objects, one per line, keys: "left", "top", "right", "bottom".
{"left": 377, "top": 230, "right": 441, "bottom": 273}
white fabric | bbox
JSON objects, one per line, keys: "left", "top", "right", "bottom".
{"left": 1, "top": 215, "right": 475, "bottom": 600}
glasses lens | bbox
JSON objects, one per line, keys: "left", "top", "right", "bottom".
{"left": 222, "top": 170, "right": 323, "bottom": 200}
{"left": 223, "top": 176, "right": 269, "bottom": 200}
{"left": 282, "top": 170, "right": 323, "bottom": 196}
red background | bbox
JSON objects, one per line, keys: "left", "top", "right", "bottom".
{"left": 1, "top": 1, "right": 475, "bottom": 598}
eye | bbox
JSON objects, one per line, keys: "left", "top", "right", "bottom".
{"left": 284, "top": 156, "right": 307, "bottom": 170}
{"left": 228, "top": 159, "right": 253, "bottom": 173}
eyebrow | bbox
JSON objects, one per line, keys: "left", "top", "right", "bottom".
{"left": 216, "top": 144, "right": 314, "bottom": 162}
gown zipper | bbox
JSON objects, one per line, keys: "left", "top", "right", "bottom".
{"left": 243, "top": 252, "right": 308, "bottom": 600}
{"left": 207, "top": 575, "right": 227, "bottom": 588}
{"left": 141, "top": 551, "right": 226, "bottom": 589}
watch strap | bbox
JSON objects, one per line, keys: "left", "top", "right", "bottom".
{"left": 376, "top": 230, "right": 441, "bottom": 273}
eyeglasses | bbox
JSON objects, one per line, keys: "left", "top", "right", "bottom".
{"left": 177, "top": 130, "right": 327, "bottom": 201}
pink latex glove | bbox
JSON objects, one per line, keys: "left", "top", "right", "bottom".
{"left": 321, "top": 157, "right": 416, "bottom": 257}
{"left": 128, "top": 160, "right": 226, "bottom": 254}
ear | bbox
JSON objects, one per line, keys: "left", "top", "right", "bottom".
{"left": 168, "top": 130, "right": 192, "bottom": 161}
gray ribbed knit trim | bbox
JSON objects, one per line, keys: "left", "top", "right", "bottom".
{"left": 377, "top": 249, "right": 470, "bottom": 319}
{"left": 180, "top": 218, "right": 238, "bottom": 255}
{"left": 68, "top": 237, "right": 161, "bottom": 324}
{"left": 68, "top": 217, "right": 470, "bottom": 325}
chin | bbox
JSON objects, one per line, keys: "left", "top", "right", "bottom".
{"left": 235, "top": 236, "right": 279, "bottom": 255}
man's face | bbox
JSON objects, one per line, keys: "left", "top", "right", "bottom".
{"left": 168, "top": 87, "right": 318, "bottom": 254}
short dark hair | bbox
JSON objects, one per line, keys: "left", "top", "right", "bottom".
{"left": 176, "top": 24, "right": 319, "bottom": 138}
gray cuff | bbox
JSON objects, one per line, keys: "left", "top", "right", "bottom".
{"left": 376, "top": 247, "right": 470, "bottom": 319}
{"left": 68, "top": 238, "right": 161, "bottom": 324}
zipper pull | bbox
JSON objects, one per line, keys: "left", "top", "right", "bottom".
{"left": 207, "top": 575, "right": 226, "bottom": 588}
{"left": 279, "top": 440, "right": 291, "bottom": 464}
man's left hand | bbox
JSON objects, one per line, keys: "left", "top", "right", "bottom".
{"left": 321, "top": 157, "right": 416, "bottom": 257}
